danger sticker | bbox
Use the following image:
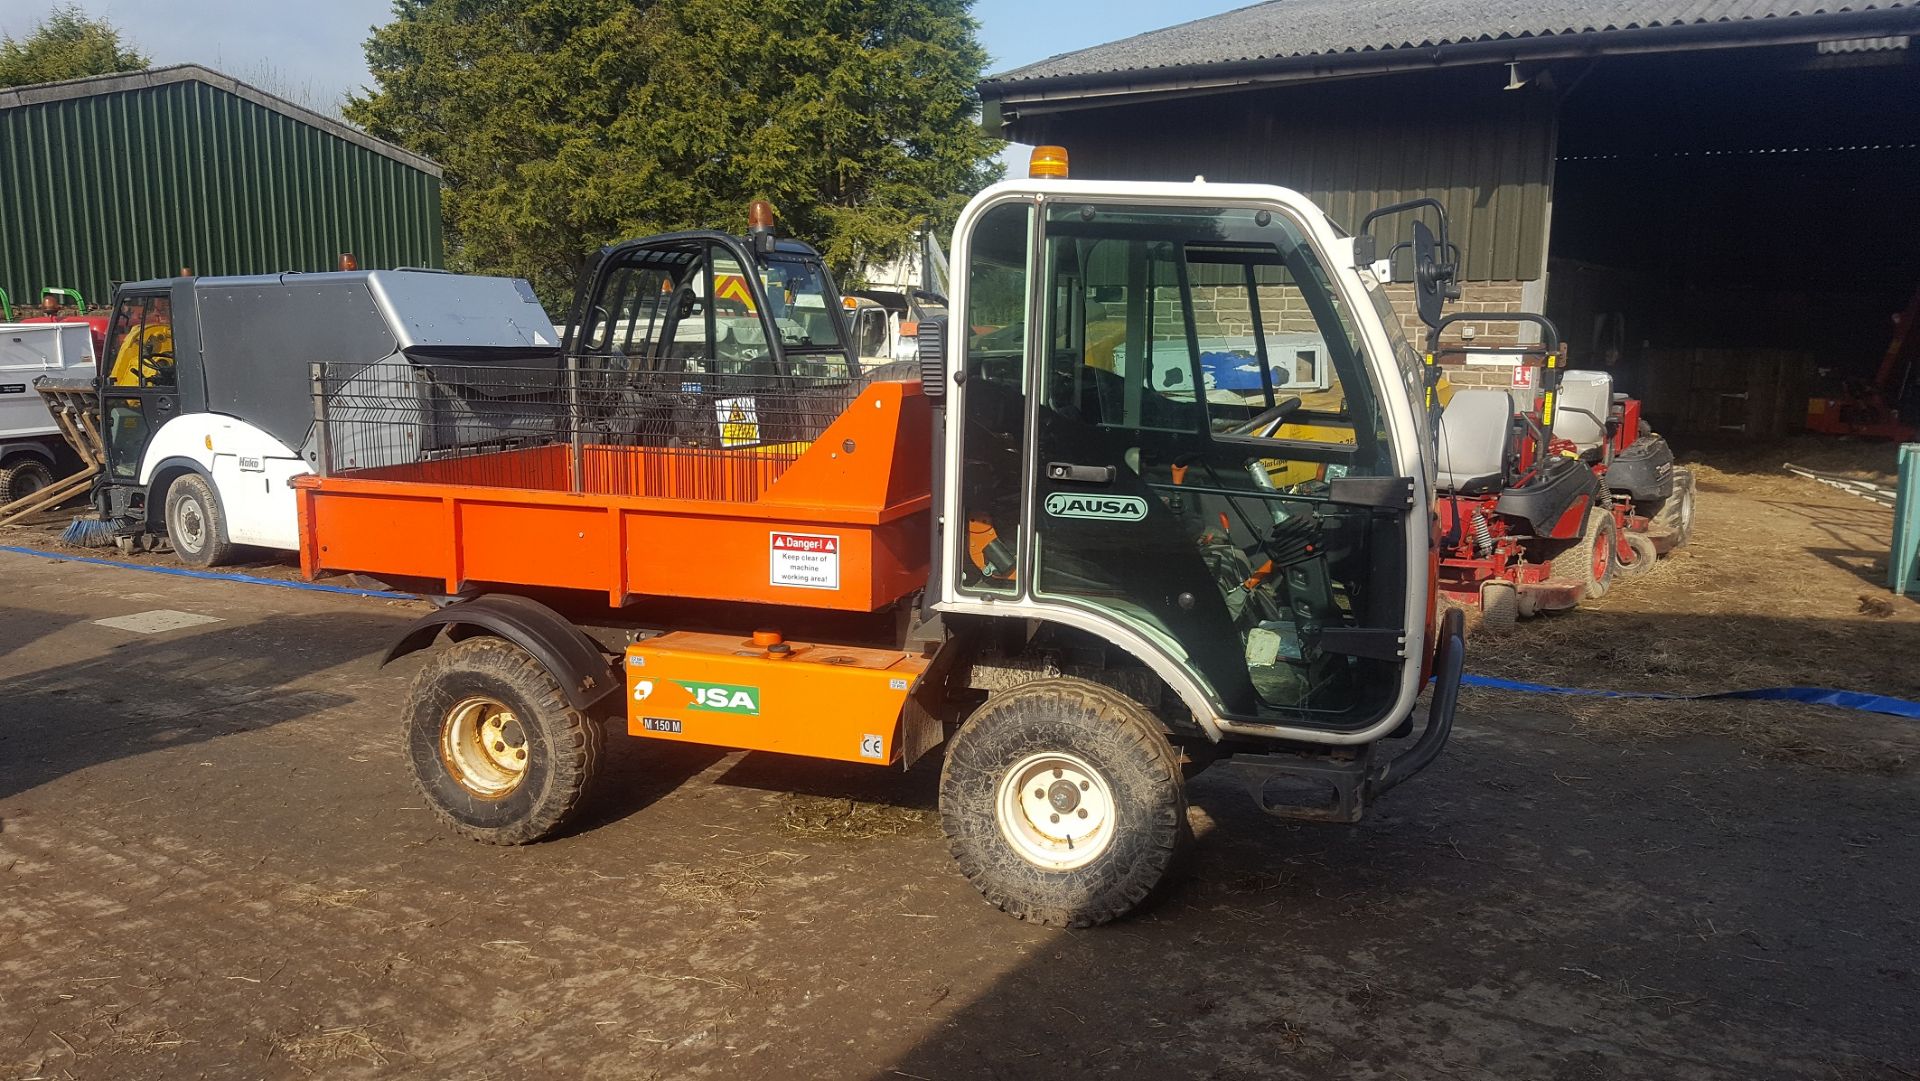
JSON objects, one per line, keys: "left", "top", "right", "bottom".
{"left": 771, "top": 531, "right": 840, "bottom": 590}
{"left": 1511, "top": 365, "right": 1536, "bottom": 389}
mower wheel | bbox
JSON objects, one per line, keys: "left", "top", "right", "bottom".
{"left": 1658, "top": 468, "right": 1697, "bottom": 548}
{"left": 1619, "top": 533, "right": 1658, "bottom": 579}
{"left": 0, "top": 458, "right": 55, "bottom": 506}
{"left": 1551, "top": 507, "right": 1617, "bottom": 602}
{"left": 1479, "top": 581, "right": 1520, "bottom": 629}
{"left": 940, "top": 677, "right": 1189, "bottom": 928}
{"left": 405, "top": 636, "right": 605, "bottom": 845}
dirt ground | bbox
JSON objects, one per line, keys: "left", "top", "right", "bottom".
{"left": 3, "top": 442, "right": 1919, "bottom": 1080}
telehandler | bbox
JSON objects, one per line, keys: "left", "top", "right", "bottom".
{"left": 293, "top": 150, "right": 1467, "bottom": 926}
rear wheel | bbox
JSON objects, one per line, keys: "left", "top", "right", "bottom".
{"left": 940, "top": 677, "right": 1189, "bottom": 928}
{"left": 405, "top": 636, "right": 604, "bottom": 845}
{"left": 1657, "top": 468, "right": 1697, "bottom": 548}
{"left": 164, "top": 473, "right": 237, "bottom": 568}
{"left": 1551, "top": 506, "right": 1617, "bottom": 601}
{"left": 0, "top": 458, "right": 55, "bottom": 506}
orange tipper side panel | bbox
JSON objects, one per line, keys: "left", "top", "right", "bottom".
{"left": 623, "top": 632, "right": 928, "bottom": 765}
{"left": 291, "top": 381, "right": 933, "bottom": 610}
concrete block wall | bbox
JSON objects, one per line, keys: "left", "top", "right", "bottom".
{"left": 1149, "top": 280, "right": 1534, "bottom": 348}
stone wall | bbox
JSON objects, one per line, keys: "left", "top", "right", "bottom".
{"left": 1155, "top": 280, "right": 1535, "bottom": 349}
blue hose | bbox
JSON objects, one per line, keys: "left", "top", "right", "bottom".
{"left": 1460, "top": 672, "right": 1920, "bottom": 721}
{"left": 0, "top": 543, "right": 417, "bottom": 600}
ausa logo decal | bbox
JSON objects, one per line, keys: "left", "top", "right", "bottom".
{"left": 676, "top": 680, "right": 761, "bottom": 715}
{"left": 1044, "top": 492, "right": 1149, "bottom": 521}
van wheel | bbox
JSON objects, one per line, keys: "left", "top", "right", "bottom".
{"left": 940, "top": 677, "right": 1189, "bottom": 928}
{"left": 164, "top": 474, "right": 236, "bottom": 568}
{"left": 405, "top": 636, "right": 604, "bottom": 845}
{"left": 0, "top": 459, "right": 55, "bottom": 506}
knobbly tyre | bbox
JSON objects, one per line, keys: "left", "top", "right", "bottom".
{"left": 293, "top": 149, "right": 1469, "bottom": 927}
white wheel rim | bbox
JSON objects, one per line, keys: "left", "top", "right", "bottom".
{"left": 995, "top": 750, "right": 1116, "bottom": 871}
{"left": 174, "top": 499, "right": 205, "bottom": 551}
{"left": 440, "top": 696, "right": 530, "bottom": 798}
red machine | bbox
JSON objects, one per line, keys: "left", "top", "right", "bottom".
{"left": 1427, "top": 313, "right": 1696, "bottom": 624}
{"left": 1805, "top": 285, "right": 1919, "bottom": 441}
{"left": 13, "top": 287, "right": 111, "bottom": 358}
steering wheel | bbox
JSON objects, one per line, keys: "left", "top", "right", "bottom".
{"left": 1225, "top": 395, "right": 1303, "bottom": 438}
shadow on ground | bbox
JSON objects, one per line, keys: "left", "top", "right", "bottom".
{"left": 867, "top": 705, "right": 1920, "bottom": 1080}
{"left": 0, "top": 610, "right": 393, "bottom": 800}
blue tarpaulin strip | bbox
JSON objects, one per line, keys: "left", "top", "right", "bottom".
{"left": 1459, "top": 672, "right": 1920, "bottom": 720}
{"left": 0, "top": 544, "right": 418, "bottom": 601}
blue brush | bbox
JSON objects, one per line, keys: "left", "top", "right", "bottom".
{"left": 60, "top": 516, "right": 117, "bottom": 548}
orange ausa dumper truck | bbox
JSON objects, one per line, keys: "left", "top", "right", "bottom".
{"left": 293, "top": 154, "right": 1468, "bottom": 927}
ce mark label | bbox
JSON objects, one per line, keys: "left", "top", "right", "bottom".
{"left": 859, "top": 734, "right": 885, "bottom": 760}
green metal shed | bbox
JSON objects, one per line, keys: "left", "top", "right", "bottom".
{"left": 0, "top": 64, "right": 443, "bottom": 311}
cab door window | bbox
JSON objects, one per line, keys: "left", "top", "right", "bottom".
{"left": 1030, "top": 203, "right": 1405, "bottom": 728}
{"left": 106, "top": 294, "right": 175, "bottom": 388}
{"left": 956, "top": 201, "right": 1034, "bottom": 594}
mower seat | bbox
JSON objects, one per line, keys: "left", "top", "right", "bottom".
{"left": 1435, "top": 389, "right": 1515, "bottom": 494}
{"left": 1553, "top": 370, "right": 1613, "bottom": 452}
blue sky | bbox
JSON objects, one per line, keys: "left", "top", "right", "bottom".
{"left": 1, "top": 0, "right": 1251, "bottom": 117}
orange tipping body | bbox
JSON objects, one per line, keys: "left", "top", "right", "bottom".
{"left": 623, "top": 631, "right": 927, "bottom": 764}
{"left": 293, "top": 380, "right": 932, "bottom": 612}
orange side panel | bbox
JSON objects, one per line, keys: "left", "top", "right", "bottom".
{"left": 624, "top": 632, "right": 928, "bottom": 765}
{"left": 305, "top": 490, "right": 454, "bottom": 583}
{"left": 457, "top": 501, "right": 616, "bottom": 593}
{"left": 294, "top": 381, "right": 933, "bottom": 611}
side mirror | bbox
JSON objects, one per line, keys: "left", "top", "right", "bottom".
{"left": 917, "top": 318, "right": 946, "bottom": 401}
{"left": 1411, "top": 221, "right": 1447, "bottom": 330}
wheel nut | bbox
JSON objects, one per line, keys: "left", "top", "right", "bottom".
{"left": 494, "top": 741, "right": 506, "bottom": 753}
{"left": 1049, "top": 813, "right": 1060, "bottom": 824}
{"left": 1077, "top": 809, "right": 1088, "bottom": 819}
{"left": 1080, "top": 780, "right": 1090, "bottom": 791}
{"left": 1035, "top": 788, "right": 1046, "bottom": 799}
{"left": 515, "top": 750, "right": 527, "bottom": 762}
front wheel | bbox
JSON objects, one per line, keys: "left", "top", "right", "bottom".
{"left": 405, "top": 636, "right": 604, "bottom": 845}
{"left": 165, "top": 473, "right": 237, "bottom": 568}
{"left": 940, "top": 677, "right": 1190, "bottom": 928}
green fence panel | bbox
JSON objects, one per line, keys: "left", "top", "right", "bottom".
{"left": 1893, "top": 443, "right": 1920, "bottom": 597}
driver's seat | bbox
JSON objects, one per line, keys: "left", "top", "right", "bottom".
{"left": 1435, "top": 389, "right": 1515, "bottom": 494}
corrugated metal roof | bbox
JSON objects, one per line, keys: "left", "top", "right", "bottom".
{"left": 985, "top": 0, "right": 1918, "bottom": 87}
{"left": 0, "top": 75, "right": 444, "bottom": 307}
{"left": 0, "top": 64, "right": 440, "bottom": 177}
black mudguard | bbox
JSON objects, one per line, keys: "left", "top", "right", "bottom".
{"left": 1494, "top": 459, "right": 1600, "bottom": 539}
{"left": 383, "top": 593, "right": 620, "bottom": 712}
{"left": 1608, "top": 436, "right": 1676, "bottom": 502}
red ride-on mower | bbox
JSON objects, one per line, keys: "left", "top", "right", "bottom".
{"left": 1427, "top": 313, "right": 1614, "bottom": 625}
{"left": 1550, "top": 370, "right": 1697, "bottom": 579}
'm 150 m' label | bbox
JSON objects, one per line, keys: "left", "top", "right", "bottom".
{"left": 1044, "top": 493, "right": 1149, "bottom": 521}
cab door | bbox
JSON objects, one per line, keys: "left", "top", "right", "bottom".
{"left": 953, "top": 197, "right": 1419, "bottom": 733}
{"left": 100, "top": 290, "right": 180, "bottom": 483}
